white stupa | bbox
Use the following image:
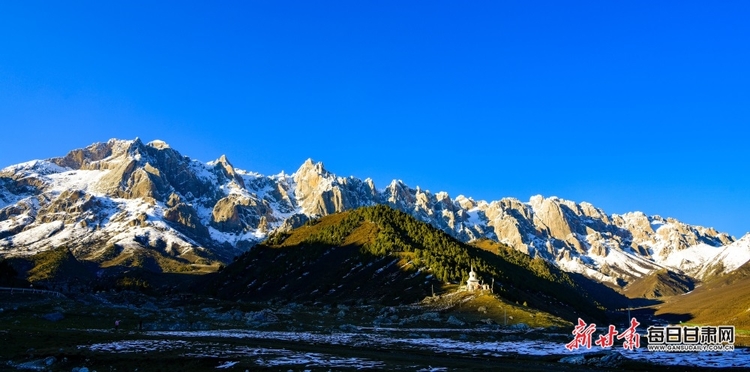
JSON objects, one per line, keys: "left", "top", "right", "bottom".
{"left": 466, "top": 265, "right": 481, "bottom": 291}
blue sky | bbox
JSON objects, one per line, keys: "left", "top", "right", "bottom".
{"left": 1, "top": 1, "right": 748, "bottom": 237}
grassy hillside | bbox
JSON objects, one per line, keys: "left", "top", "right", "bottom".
{"left": 3, "top": 246, "right": 95, "bottom": 291}
{"left": 97, "top": 245, "right": 220, "bottom": 274}
{"left": 210, "top": 205, "right": 606, "bottom": 323}
{"left": 3, "top": 244, "right": 217, "bottom": 295}
{"left": 656, "top": 262, "right": 750, "bottom": 331}
{"left": 622, "top": 268, "right": 695, "bottom": 299}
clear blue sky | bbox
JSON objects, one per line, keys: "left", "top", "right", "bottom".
{"left": 1, "top": 1, "right": 748, "bottom": 237}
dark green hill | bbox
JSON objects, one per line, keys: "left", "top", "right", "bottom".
{"left": 209, "top": 205, "right": 606, "bottom": 323}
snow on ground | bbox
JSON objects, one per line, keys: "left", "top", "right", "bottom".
{"left": 85, "top": 339, "right": 193, "bottom": 353}
{"left": 625, "top": 347, "right": 750, "bottom": 368}
{"left": 253, "top": 351, "right": 384, "bottom": 369}
{"left": 78, "top": 339, "right": 385, "bottom": 369}
{"left": 214, "top": 361, "right": 238, "bottom": 369}
{"left": 145, "top": 329, "right": 587, "bottom": 357}
{"left": 127, "top": 329, "right": 750, "bottom": 368}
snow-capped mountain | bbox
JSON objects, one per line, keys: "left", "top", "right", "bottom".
{"left": 0, "top": 138, "right": 746, "bottom": 285}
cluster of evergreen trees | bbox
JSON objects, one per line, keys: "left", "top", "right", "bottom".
{"left": 265, "top": 205, "right": 579, "bottom": 288}
{"left": 238, "top": 205, "right": 604, "bottom": 319}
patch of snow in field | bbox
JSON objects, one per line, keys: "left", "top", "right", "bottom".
{"left": 143, "top": 329, "right": 750, "bottom": 367}
{"left": 82, "top": 340, "right": 193, "bottom": 353}
{"left": 78, "top": 330, "right": 750, "bottom": 368}
{"left": 254, "top": 352, "right": 384, "bottom": 369}
{"left": 623, "top": 347, "right": 750, "bottom": 368}
{"left": 215, "top": 361, "right": 238, "bottom": 369}
{"left": 79, "top": 339, "right": 384, "bottom": 369}
{"left": 145, "top": 329, "right": 588, "bottom": 357}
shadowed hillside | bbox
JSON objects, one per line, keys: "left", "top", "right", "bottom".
{"left": 4, "top": 246, "right": 94, "bottom": 291}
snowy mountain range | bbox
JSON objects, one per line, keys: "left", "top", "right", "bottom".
{"left": 1, "top": 138, "right": 748, "bottom": 286}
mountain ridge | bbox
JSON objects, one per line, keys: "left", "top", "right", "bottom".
{"left": 0, "top": 138, "right": 746, "bottom": 288}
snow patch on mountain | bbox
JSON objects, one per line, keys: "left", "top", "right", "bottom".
{"left": 660, "top": 243, "right": 723, "bottom": 276}
{"left": 2, "top": 159, "right": 69, "bottom": 176}
{"left": 2, "top": 221, "right": 64, "bottom": 248}
{"left": 696, "top": 233, "right": 750, "bottom": 277}
{"left": 47, "top": 169, "right": 108, "bottom": 194}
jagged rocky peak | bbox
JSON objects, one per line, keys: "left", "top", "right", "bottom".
{"left": 293, "top": 159, "right": 330, "bottom": 191}
{"left": 524, "top": 195, "right": 583, "bottom": 252}
{"left": 48, "top": 138, "right": 137, "bottom": 171}
{"left": 290, "top": 158, "right": 383, "bottom": 217}
{"left": 293, "top": 158, "right": 334, "bottom": 214}
{"left": 384, "top": 179, "right": 414, "bottom": 205}
{"left": 125, "top": 137, "right": 148, "bottom": 158}
{"left": 297, "top": 158, "right": 328, "bottom": 175}
{"left": 364, "top": 177, "right": 376, "bottom": 191}
{"left": 146, "top": 139, "right": 170, "bottom": 149}
{"left": 455, "top": 195, "right": 477, "bottom": 210}
{"left": 211, "top": 154, "right": 245, "bottom": 188}
{"left": 578, "top": 201, "right": 610, "bottom": 223}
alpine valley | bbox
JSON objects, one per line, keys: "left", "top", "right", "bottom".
{"left": 2, "top": 138, "right": 750, "bottom": 371}
{"left": 1, "top": 138, "right": 747, "bottom": 288}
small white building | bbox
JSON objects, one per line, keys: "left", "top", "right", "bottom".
{"left": 466, "top": 266, "right": 481, "bottom": 291}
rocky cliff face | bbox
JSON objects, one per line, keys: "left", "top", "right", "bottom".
{"left": 0, "top": 138, "right": 745, "bottom": 284}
